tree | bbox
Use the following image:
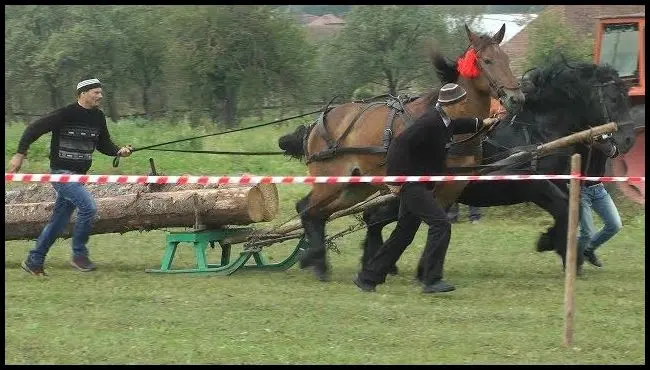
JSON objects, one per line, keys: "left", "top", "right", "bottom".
{"left": 164, "top": 6, "right": 315, "bottom": 127}
{"left": 486, "top": 5, "right": 546, "bottom": 14}
{"left": 110, "top": 6, "right": 168, "bottom": 119}
{"left": 524, "top": 11, "right": 593, "bottom": 69}
{"left": 5, "top": 5, "right": 76, "bottom": 112}
{"left": 319, "top": 5, "right": 482, "bottom": 98}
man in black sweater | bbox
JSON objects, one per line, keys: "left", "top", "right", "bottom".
{"left": 354, "top": 83, "right": 498, "bottom": 293}
{"left": 7, "top": 78, "right": 133, "bottom": 275}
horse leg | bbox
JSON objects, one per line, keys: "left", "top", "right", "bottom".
{"left": 297, "top": 181, "right": 377, "bottom": 281}
{"left": 361, "top": 198, "right": 400, "bottom": 275}
{"left": 457, "top": 180, "right": 583, "bottom": 270}
{"left": 527, "top": 180, "right": 584, "bottom": 270}
{"left": 296, "top": 191, "right": 331, "bottom": 282}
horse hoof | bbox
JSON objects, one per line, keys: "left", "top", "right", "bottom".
{"left": 311, "top": 266, "right": 330, "bottom": 282}
{"left": 387, "top": 265, "right": 399, "bottom": 275}
{"left": 536, "top": 233, "right": 554, "bottom": 252}
{"left": 299, "top": 253, "right": 316, "bottom": 269}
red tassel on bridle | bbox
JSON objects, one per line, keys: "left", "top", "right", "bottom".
{"left": 457, "top": 48, "right": 481, "bottom": 79}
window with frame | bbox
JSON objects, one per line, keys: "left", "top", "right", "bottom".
{"left": 599, "top": 23, "right": 640, "bottom": 79}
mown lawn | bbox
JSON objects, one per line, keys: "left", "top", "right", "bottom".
{"left": 4, "top": 118, "right": 645, "bottom": 364}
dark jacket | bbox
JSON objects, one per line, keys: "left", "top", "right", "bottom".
{"left": 576, "top": 136, "right": 619, "bottom": 187}
{"left": 17, "top": 103, "right": 120, "bottom": 174}
{"left": 386, "top": 107, "right": 481, "bottom": 188}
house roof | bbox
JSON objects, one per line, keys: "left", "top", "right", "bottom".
{"left": 303, "top": 13, "right": 346, "bottom": 41}
{"left": 469, "top": 13, "right": 538, "bottom": 44}
{"left": 595, "top": 12, "right": 645, "bottom": 19}
{"left": 299, "top": 14, "right": 320, "bottom": 25}
{"left": 307, "top": 14, "right": 345, "bottom": 26}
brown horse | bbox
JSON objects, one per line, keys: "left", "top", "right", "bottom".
{"left": 278, "top": 24, "right": 525, "bottom": 281}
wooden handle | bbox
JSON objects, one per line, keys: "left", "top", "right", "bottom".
{"left": 536, "top": 122, "right": 617, "bottom": 155}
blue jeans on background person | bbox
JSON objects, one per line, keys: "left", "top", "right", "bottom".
{"left": 27, "top": 169, "right": 97, "bottom": 266}
{"left": 577, "top": 183, "right": 622, "bottom": 256}
{"left": 447, "top": 202, "right": 481, "bottom": 223}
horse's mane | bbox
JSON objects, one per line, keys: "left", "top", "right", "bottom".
{"left": 523, "top": 58, "right": 627, "bottom": 115}
{"left": 421, "top": 49, "right": 459, "bottom": 105}
{"left": 498, "top": 55, "right": 630, "bottom": 145}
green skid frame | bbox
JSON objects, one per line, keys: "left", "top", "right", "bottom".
{"left": 145, "top": 229, "right": 308, "bottom": 275}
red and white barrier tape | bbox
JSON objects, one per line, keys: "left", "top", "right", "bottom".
{"left": 4, "top": 173, "right": 645, "bottom": 185}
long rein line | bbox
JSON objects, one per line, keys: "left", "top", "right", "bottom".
{"left": 112, "top": 108, "right": 326, "bottom": 167}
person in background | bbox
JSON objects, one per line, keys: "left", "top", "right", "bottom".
{"left": 447, "top": 202, "right": 482, "bottom": 224}
{"left": 6, "top": 78, "right": 133, "bottom": 276}
{"left": 576, "top": 133, "right": 623, "bottom": 269}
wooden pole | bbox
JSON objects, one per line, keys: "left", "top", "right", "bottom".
{"left": 563, "top": 153, "right": 582, "bottom": 347}
{"left": 536, "top": 122, "right": 617, "bottom": 156}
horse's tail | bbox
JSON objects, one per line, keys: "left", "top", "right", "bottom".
{"left": 278, "top": 124, "right": 308, "bottom": 160}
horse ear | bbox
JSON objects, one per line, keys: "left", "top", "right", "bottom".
{"left": 465, "top": 24, "right": 480, "bottom": 45}
{"left": 492, "top": 23, "right": 506, "bottom": 45}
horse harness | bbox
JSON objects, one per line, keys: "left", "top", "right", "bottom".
{"left": 302, "top": 94, "right": 524, "bottom": 174}
{"left": 304, "top": 95, "right": 419, "bottom": 164}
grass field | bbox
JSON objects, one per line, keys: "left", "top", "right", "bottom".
{"left": 4, "top": 117, "right": 646, "bottom": 364}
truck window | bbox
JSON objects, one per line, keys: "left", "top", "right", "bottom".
{"left": 599, "top": 23, "right": 639, "bottom": 79}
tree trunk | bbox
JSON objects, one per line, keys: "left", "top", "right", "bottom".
{"left": 223, "top": 86, "right": 237, "bottom": 128}
{"left": 5, "top": 186, "right": 276, "bottom": 241}
{"left": 5, "top": 182, "right": 279, "bottom": 223}
{"left": 44, "top": 75, "right": 61, "bottom": 110}
{"left": 384, "top": 68, "right": 398, "bottom": 96}
{"left": 142, "top": 83, "right": 151, "bottom": 120}
{"left": 105, "top": 89, "right": 120, "bottom": 123}
{"left": 142, "top": 68, "right": 152, "bottom": 120}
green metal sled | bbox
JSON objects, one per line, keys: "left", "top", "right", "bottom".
{"left": 145, "top": 229, "right": 307, "bottom": 275}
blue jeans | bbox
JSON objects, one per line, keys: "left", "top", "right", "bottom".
{"left": 27, "top": 169, "right": 97, "bottom": 266}
{"left": 447, "top": 203, "right": 481, "bottom": 222}
{"left": 577, "top": 183, "right": 622, "bottom": 254}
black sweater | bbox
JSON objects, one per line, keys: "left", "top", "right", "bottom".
{"left": 16, "top": 103, "right": 120, "bottom": 174}
{"left": 386, "top": 108, "right": 481, "bottom": 185}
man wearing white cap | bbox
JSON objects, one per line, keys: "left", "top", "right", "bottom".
{"left": 355, "top": 83, "right": 498, "bottom": 294}
{"left": 7, "top": 78, "right": 133, "bottom": 275}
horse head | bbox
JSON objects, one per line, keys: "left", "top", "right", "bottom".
{"left": 524, "top": 58, "right": 636, "bottom": 155}
{"left": 461, "top": 24, "right": 525, "bottom": 114}
{"left": 488, "top": 57, "right": 637, "bottom": 176}
{"left": 581, "top": 64, "right": 636, "bottom": 155}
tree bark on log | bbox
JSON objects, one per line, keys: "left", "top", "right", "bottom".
{"left": 5, "top": 183, "right": 279, "bottom": 223}
{"left": 5, "top": 187, "right": 271, "bottom": 241}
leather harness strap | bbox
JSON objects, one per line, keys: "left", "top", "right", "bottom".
{"left": 305, "top": 95, "right": 417, "bottom": 164}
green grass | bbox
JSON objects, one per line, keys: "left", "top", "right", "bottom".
{"left": 4, "top": 118, "right": 646, "bottom": 364}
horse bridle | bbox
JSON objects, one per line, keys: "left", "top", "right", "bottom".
{"left": 469, "top": 43, "right": 521, "bottom": 104}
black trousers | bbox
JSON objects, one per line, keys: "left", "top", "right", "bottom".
{"left": 359, "top": 183, "right": 451, "bottom": 285}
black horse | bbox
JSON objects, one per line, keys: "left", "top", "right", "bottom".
{"left": 360, "top": 57, "right": 637, "bottom": 272}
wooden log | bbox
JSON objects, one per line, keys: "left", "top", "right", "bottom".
{"left": 536, "top": 122, "right": 617, "bottom": 155}
{"left": 5, "top": 187, "right": 267, "bottom": 241}
{"left": 6, "top": 182, "right": 279, "bottom": 223}
{"left": 218, "top": 183, "right": 278, "bottom": 222}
